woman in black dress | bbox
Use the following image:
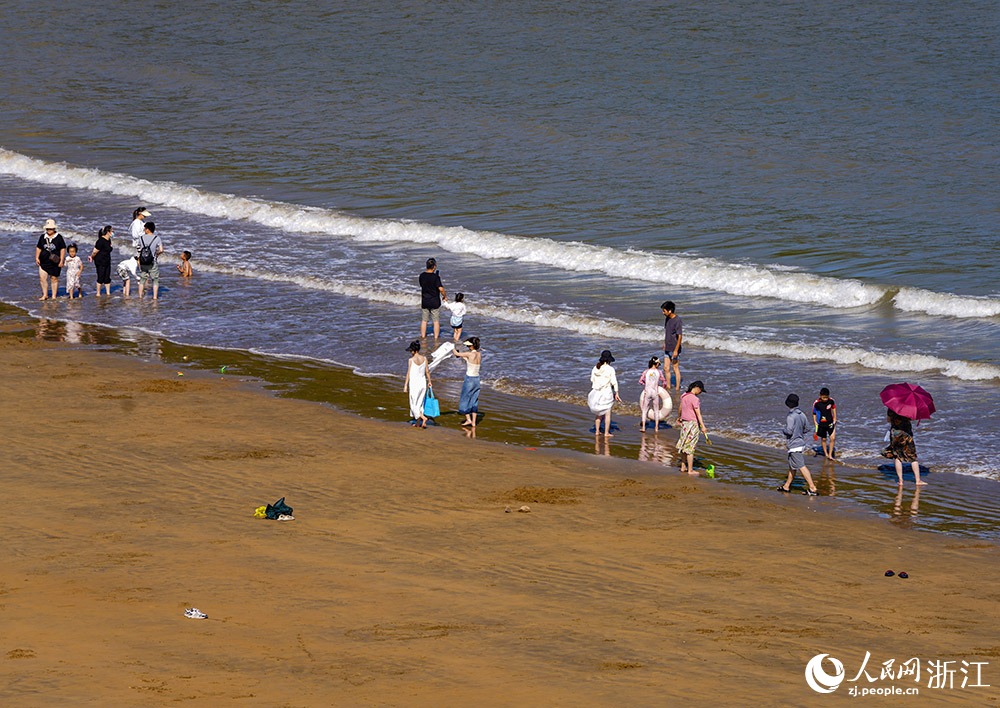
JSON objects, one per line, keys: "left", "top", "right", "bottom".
{"left": 89, "top": 225, "right": 114, "bottom": 296}
{"left": 35, "top": 218, "right": 66, "bottom": 300}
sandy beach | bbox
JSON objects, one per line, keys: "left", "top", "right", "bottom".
{"left": 1, "top": 334, "right": 998, "bottom": 706}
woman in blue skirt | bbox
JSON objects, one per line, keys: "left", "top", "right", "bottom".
{"left": 454, "top": 337, "right": 482, "bottom": 428}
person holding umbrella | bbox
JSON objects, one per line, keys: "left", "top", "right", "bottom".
{"left": 880, "top": 383, "right": 933, "bottom": 487}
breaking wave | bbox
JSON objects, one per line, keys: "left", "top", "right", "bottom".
{"left": 137, "top": 258, "right": 1000, "bottom": 382}
{"left": 0, "top": 148, "right": 886, "bottom": 308}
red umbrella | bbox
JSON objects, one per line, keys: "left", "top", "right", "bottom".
{"left": 880, "top": 383, "right": 935, "bottom": 420}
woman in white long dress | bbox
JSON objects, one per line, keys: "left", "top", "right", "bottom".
{"left": 403, "top": 340, "right": 430, "bottom": 428}
{"left": 588, "top": 349, "right": 622, "bottom": 437}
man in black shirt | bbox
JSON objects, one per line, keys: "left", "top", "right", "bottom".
{"left": 419, "top": 258, "right": 447, "bottom": 339}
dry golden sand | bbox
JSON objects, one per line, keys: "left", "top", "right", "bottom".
{"left": 1, "top": 336, "right": 998, "bottom": 706}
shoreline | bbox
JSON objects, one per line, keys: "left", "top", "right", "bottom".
{"left": 1, "top": 323, "right": 999, "bottom": 705}
{"left": 2, "top": 301, "right": 998, "bottom": 541}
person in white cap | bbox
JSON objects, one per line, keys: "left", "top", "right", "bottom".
{"left": 129, "top": 207, "right": 151, "bottom": 250}
{"left": 35, "top": 218, "right": 66, "bottom": 300}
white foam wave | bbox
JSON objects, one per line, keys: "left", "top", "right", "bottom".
{"left": 949, "top": 465, "right": 1000, "bottom": 482}
{"left": 182, "top": 261, "right": 1000, "bottom": 381}
{"left": 0, "top": 219, "right": 99, "bottom": 249}
{"left": 893, "top": 287, "right": 1000, "bottom": 319}
{"left": 0, "top": 147, "right": 886, "bottom": 308}
{"left": 1, "top": 214, "right": 996, "bottom": 381}
{"left": 693, "top": 333, "right": 1000, "bottom": 381}
{"left": 0, "top": 219, "right": 38, "bottom": 233}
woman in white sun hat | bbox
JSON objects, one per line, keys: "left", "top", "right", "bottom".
{"left": 35, "top": 218, "right": 66, "bottom": 300}
{"left": 129, "top": 206, "right": 151, "bottom": 250}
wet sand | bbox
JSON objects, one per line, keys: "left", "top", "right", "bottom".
{"left": 1, "top": 334, "right": 998, "bottom": 706}
{"left": 9, "top": 306, "right": 1000, "bottom": 540}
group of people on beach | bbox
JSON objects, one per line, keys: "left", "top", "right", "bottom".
{"left": 405, "top": 258, "right": 480, "bottom": 430}
{"left": 405, "top": 263, "right": 928, "bottom": 493}
{"left": 34, "top": 208, "right": 192, "bottom": 301}
{"left": 35, "top": 222, "right": 929, "bottom": 491}
{"left": 587, "top": 301, "right": 711, "bottom": 476}
{"left": 585, "top": 302, "right": 926, "bottom": 494}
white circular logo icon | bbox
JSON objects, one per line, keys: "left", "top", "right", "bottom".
{"left": 805, "top": 654, "right": 845, "bottom": 693}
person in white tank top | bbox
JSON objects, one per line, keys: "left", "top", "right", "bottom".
{"left": 454, "top": 336, "right": 482, "bottom": 428}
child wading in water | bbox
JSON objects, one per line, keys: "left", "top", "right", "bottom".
{"left": 444, "top": 292, "right": 467, "bottom": 342}
{"left": 638, "top": 356, "right": 670, "bottom": 430}
{"left": 813, "top": 387, "right": 837, "bottom": 459}
{"left": 116, "top": 256, "right": 138, "bottom": 297}
{"left": 176, "top": 250, "right": 193, "bottom": 277}
{"left": 676, "top": 380, "right": 707, "bottom": 474}
{"left": 65, "top": 244, "right": 83, "bottom": 298}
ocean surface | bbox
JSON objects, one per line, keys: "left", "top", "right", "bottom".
{"left": 1, "top": 2, "right": 998, "bottom": 526}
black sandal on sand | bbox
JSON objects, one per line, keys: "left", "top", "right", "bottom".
{"left": 804, "top": 489, "right": 818, "bottom": 496}
{"left": 776, "top": 486, "right": 790, "bottom": 493}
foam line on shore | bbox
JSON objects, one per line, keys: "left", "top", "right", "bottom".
{"left": 20, "top": 248, "right": 993, "bottom": 381}
{"left": 4, "top": 163, "right": 998, "bottom": 321}
{"left": 0, "top": 148, "right": 886, "bottom": 309}
{"left": 184, "top": 262, "right": 1000, "bottom": 381}
{"left": 1, "top": 219, "right": 997, "bottom": 380}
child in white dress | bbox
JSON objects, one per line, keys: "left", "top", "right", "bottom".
{"left": 65, "top": 244, "right": 83, "bottom": 298}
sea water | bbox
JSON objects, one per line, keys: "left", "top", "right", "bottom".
{"left": 0, "top": 3, "right": 997, "bottom": 499}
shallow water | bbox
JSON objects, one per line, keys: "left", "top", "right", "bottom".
{"left": 0, "top": 1, "right": 998, "bottom": 526}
